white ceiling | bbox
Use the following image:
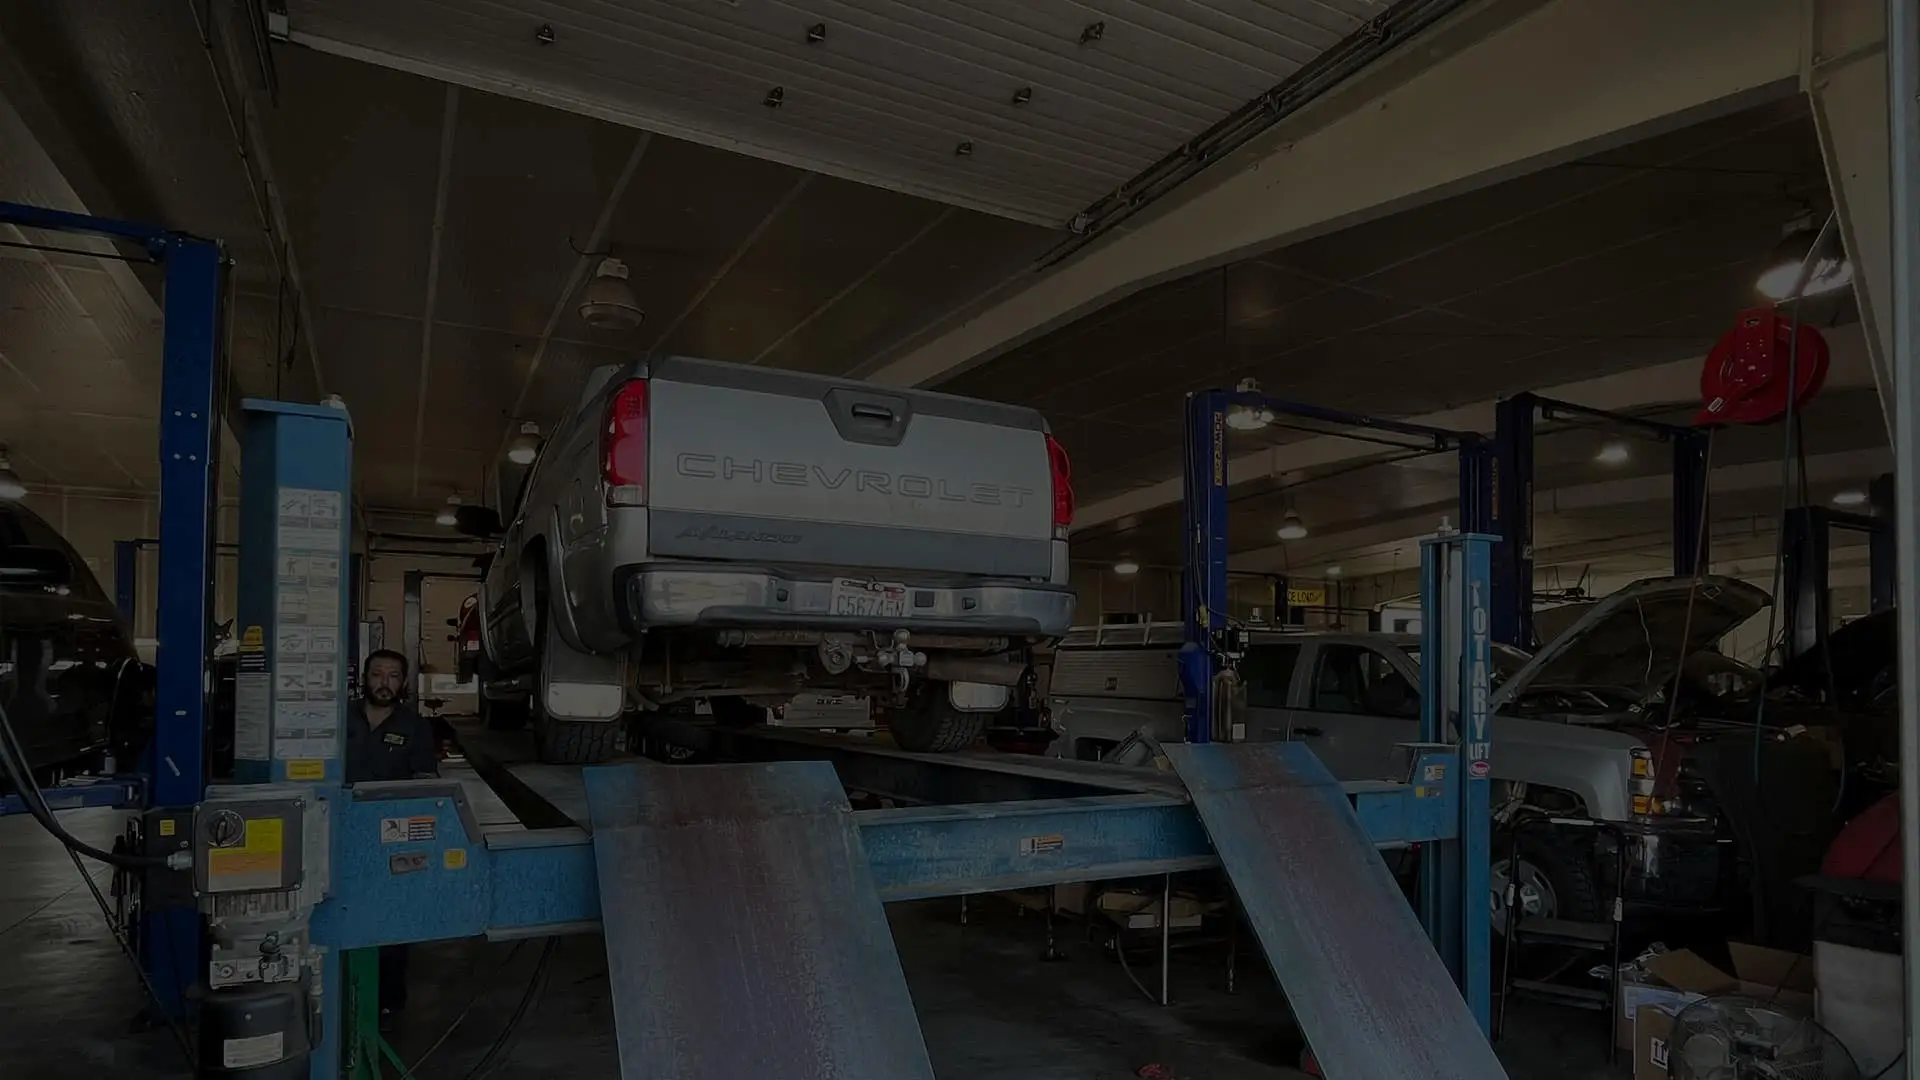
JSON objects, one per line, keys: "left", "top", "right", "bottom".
{"left": 280, "top": 0, "right": 1398, "bottom": 225}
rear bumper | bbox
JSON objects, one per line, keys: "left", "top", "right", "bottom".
{"left": 619, "top": 562, "right": 1075, "bottom": 638}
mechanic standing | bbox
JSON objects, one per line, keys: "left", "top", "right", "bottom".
{"left": 345, "top": 649, "right": 440, "bottom": 1028}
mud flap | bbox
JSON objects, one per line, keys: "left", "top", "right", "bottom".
{"left": 540, "top": 613, "right": 625, "bottom": 722}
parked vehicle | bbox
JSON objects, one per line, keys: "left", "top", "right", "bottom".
{"left": 1046, "top": 577, "right": 1773, "bottom": 928}
{"left": 452, "top": 594, "right": 481, "bottom": 683}
{"left": 473, "top": 355, "right": 1077, "bottom": 763}
{"left": 0, "top": 501, "right": 142, "bottom": 781}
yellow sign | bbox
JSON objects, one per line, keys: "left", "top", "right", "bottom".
{"left": 158, "top": 819, "right": 176, "bottom": 837}
{"left": 239, "top": 625, "right": 265, "bottom": 653}
{"left": 286, "top": 759, "right": 325, "bottom": 781}
{"left": 1287, "top": 586, "right": 1327, "bottom": 607}
{"left": 207, "top": 817, "right": 284, "bottom": 877}
{"left": 443, "top": 848, "right": 469, "bottom": 871}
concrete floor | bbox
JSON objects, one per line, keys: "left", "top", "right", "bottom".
{"left": 1, "top": 809, "right": 1621, "bottom": 1079}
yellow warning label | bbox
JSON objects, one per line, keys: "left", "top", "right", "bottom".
{"left": 442, "top": 848, "right": 468, "bottom": 871}
{"left": 286, "top": 759, "right": 325, "bottom": 781}
{"left": 158, "top": 819, "right": 177, "bottom": 837}
{"left": 239, "top": 625, "right": 265, "bottom": 653}
{"left": 207, "top": 818, "right": 284, "bottom": 877}
{"left": 246, "top": 818, "right": 284, "bottom": 854}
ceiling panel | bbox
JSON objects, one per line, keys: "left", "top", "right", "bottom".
{"left": 768, "top": 208, "right": 1055, "bottom": 376}
{"left": 419, "top": 324, "right": 539, "bottom": 453}
{"left": 563, "top": 135, "right": 810, "bottom": 348}
{"left": 310, "top": 307, "right": 421, "bottom": 450}
{"left": 269, "top": 45, "right": 447, "bottom": 318}
{"left": 281, "top": 0, "right": 1383, "bottom": 223}
{"left": 434, "top": 88, "right": 645, "bottom": 338}
{"left": 660, "top": 175, "right": 946, "bottom": 362}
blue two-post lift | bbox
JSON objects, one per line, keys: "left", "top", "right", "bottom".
{"left": 1178, "top": 385, "right": 1500, "bottom": 1029}
{"left": 1490, "top": 393, "right": 1711, "bottom": 649}
{"left": 0, "top": 201, "right": 224, "bottom": 1012}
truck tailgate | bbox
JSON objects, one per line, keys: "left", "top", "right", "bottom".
{"left": 644, "top": 358, "right": 1056, "bottom": 578}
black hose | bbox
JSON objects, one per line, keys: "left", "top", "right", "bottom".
{"left": 0, "top": 699, "right": 169, "bottom": 870}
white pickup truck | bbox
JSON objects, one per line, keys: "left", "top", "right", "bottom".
{"left": 475, "top": 355, "right": 1077, "bottom": 763}
{"left": 1046, "top": 577, "right": 1766, "bottom": 926}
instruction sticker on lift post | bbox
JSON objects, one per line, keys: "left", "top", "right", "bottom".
{"left": 272, "top": 486, "right": 346, "bottom": 764}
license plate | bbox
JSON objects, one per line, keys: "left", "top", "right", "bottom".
{"left": 830, "top": 578, "right": 908, "bottom": 618}
{"left": 461, "top": 641, "right": 480, "bottom": 653}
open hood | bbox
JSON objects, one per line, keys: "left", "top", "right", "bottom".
{"left": 1490, "top": 575, "right": 1769, "bottom": 710}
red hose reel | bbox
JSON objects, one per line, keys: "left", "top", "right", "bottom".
{"left": 1695, "top": 305, "right": 1830, "bottom": 426}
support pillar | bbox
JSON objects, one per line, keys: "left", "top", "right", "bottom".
{"left": 1809, "top": 0, "right": 1897, "bottom": 428}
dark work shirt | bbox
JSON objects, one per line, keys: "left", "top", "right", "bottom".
{"left": 344, "top": 701, "right": 440, "bottom": 783}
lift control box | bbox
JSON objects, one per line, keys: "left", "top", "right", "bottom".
{"left": 194, "top": 786, "right": 331, "bottom": 989}
{"left": 195, "top": 796, "right": 307, "bottom": 896}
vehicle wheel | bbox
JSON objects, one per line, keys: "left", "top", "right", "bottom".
{"left": 889, "top": 685, "right": 988, "bottom": 753}
{"left": 1492, "top": 829, "right": 1602, "bottom": 936}
{"left": 534, "top": 715, "right": 621, "bottom": 764}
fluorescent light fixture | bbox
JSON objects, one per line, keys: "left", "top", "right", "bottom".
{"left": 1112, "top": 560, "right": 1140, "bottom": 576}
{"left": 1594, "top": 442, "right": 1631, "bottom": 466}
{"left": 0, "top": 447, "right": 23, "bottom": 501}
{"left": 1276, "top": 511, "right": 1308, "bottom": 541}
{"left": 1324, "top": 565, "right": 1342, "bottom": 578}
{"left": 436, "top": 495, "right": 461, "bottom": 527}
{"left": 506, "top": 421, "right": 542, "bottom": 466}
{"left": 1832, "top": 489, "right": 1869, "bottom": 508}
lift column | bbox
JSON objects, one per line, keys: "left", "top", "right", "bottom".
{"left": 233, "top": 400, "right": 355, "bottom": 784}
{"left": 1419, "top": 530, "right": 1496, "bottom": 1033}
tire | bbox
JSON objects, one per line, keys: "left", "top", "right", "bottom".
{"left": 534, "top": 715, "right": 621, "bottom": 764}
{"left": 889, "top": 686, "right": 989, "bottom": 753}
{"left": 1493, "top": 828, "right": 1602, "bottom": 935}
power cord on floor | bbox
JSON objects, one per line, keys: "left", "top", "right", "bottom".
{"left": 0, "top": 700, "right": 198, "bottom": 1070}
{"left": 459, "top": 936, "right": 561, "bottom": 1080}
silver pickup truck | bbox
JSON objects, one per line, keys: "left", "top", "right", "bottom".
{"left": 1046, "top": 577, "right": 1765, "bottom": 926}
{"left": 476, "top": 355, "right": 1077, "bottom": 763}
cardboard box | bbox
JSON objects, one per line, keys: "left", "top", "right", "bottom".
{"left": 1635, "top": 1005, "right": 1676, "bottom": 1080}
{"left": 1616, "top": 944, "right": 1814, "bottom": 1053}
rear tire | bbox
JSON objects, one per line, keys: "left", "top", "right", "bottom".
{"left": 534, "top": 714, "right": 621, "bottom": 764}
{"left": 889, "top": 686, "right": 988, "bottom": 753}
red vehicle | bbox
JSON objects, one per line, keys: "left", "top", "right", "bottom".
{"left": 453, "top": 594, "right": 481, "bottom": 684}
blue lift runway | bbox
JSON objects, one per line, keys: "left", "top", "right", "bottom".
{"left": 586, "top": 762, "right": 936, "bottom": 1080}
{"left": 425, "top": 725, "right": 1511, "bottom": 1080}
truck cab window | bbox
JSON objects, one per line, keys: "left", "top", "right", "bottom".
{"left": 1312, "top": 645, "right": 1418, "bottom": 718}
{"left": 1241, "top": 642, "right": 1302, "bottom": 708}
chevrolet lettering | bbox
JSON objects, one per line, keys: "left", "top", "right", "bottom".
{"left": 674, "top": 452, "right": 1034, "bottom": 507}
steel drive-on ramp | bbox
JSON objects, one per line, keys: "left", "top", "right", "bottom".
{"left": 583, "top": 761, "right": 936, "bottom": 1080}
{"left": 1164, "top": 742, "right": 1510, "bottom": 1080}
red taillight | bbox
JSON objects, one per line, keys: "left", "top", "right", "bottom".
{"left": 1045, "top": 433, "right": 1074, "bottom": 529}
{"left": 603, "top": 379, "right": 649, "bottom": 506}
